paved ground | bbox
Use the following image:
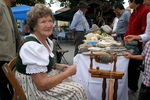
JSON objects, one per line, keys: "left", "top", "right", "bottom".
{"left": 58, "top": 39, "right": 140, "bottom": 100}
{"left": 58, "top": 40, "right": 74, "bottom": 65}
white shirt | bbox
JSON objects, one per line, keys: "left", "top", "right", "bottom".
{"left": 112, "top": 17, "right": 119, "bottom": 36}
{"left": 70, "top": 10, "right": 89, "bottom": 32}
{"left": 140, "top": 12, "right": 150, "bottom": 42}
{"left": 20, "top": 34, "right": 54, "bottom": 74}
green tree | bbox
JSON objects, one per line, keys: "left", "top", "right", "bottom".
{"left": 53, "top": 0, "right": 125, "bottom": 26}
{"left": 50, "top": 0, "right": 124, "bottom": 8}
{"left": 12, "top": 0, "right": 45, "bottom": 6}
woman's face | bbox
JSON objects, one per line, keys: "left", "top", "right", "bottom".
{"left": 129, "top": 1, "right": 136, "bottom": 9}
{"left": 35, "top": 15, "right": 53, "bottom": 37}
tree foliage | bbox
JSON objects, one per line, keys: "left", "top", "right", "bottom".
{"left": 56, "top": 0, "right": 124, "bottom": 8}
{"left": 12, "top": 0, "right": 125, "bottom": 8}
{"left": 52, "top": 0, "right": 125, "bottom": 26}
{"left": 12, "top": 0, "right": 45, "bottom": 6}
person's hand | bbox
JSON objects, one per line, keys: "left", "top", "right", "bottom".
{"left": 123, "top": 52, "right": 133, "bottom": 58}
{"left": 61, "top": 64, "right": 69, "bottom": 71}
{"left": 54, "top": 64, "right": 69, "bottom": 71}
{"left": 111, "top": 31, "right": 116, "bottom": 34}
{"left": 124, "top": 35, "right": 140, "bottom": 42}
{"left": 64, "top": 64, "right": 76, "bottom": 76}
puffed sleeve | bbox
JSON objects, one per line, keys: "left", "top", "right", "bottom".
{"left": 19, "top": 41, "right": 52, "bottom": 74}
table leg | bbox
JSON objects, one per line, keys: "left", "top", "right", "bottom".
{"left": 102, "top": 78, "right": 106, "bottom": 100}
{"left": 113, "top": 79, "right": 118, "bottom": 100}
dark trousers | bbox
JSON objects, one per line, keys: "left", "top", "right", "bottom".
{"left": 138, "top": 83, "right": 150, "bottom": 100}
{"left": 128, "top": 43, "right": 143, "bottom": 91}
{"left": 74, "top": 31, "right": 85, "bottom": 56}
{"left": 0, "top": 61, "right": 13, "bottom": 100}
{"left": 128, "top": 59, "right": 142, "bottom": 91}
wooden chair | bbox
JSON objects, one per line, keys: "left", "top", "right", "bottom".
{"left": 2, "top": 58, "right": 26, "bottom": 100}
{"left": 57, "top": 49, "right": 69, "bottom": 64}
{"left": 88, "top": 52, "right": 124, "bottom": 100}
{"left": 52, "top": 39, "right": 69, "bottom": 64}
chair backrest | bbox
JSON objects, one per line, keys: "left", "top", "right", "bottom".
{"left": 2, "top": 58, "right": 26, "bottom": 100}
{"left": 88, "top": 52, "right": 124, "bottom": 100}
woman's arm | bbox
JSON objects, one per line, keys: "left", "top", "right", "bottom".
{"left": 20, "top": 41, "right": 76, "bottom": 91}
{"left": 31, "top": 65, "right": 76, "bottom": 91}
{"left": 123, "top": 52, "right": 144, "bottom": 60}
{"left": 53, "top": 63, "right": 69, "bottom": 71}
{"left": 124, "top": 12, "right": 150, "bottom": 42}
{"left": 124, "top": 35, "right": 141, "bottom": 42}
{"left": 139, "top": 13, "right": 150, "bottom": 42}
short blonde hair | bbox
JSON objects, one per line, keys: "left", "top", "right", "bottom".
{"left": 27, "top": 4, "right": 55, "bottom": 32}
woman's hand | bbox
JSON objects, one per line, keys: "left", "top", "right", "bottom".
{"left": 124, "top": 35, "right": 141, "bottom": 42}
{"left": 31, "top": 64, "right": 77, "bottom": 90}
{"left": 64, "top": 65, "right": 76, "bottom": 76}
{"left": 123, "top": 52, "right": 133, "bottom": 58}
{"left": 54, "top": 64, "right": 69, "bottom": 71}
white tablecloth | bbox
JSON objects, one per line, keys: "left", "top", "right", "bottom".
{"left": 72, "top": 54, "right": 129, "bottom": 100}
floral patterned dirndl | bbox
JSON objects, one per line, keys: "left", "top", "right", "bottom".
{"left": 16, "top": 70, "right": 87, "bottom": 100}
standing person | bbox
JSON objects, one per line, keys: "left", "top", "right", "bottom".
{"left": 70, "top": 1, "right": 89, "bottom": 56}
{"left": 111, "top": 16, "right": 119, "bottom": 40}
{"left": 124, "top": 38, "right": 150, "bottom": 100}
{"left": 15, "top": 4, "right": 86, "bottom": 100}
{"left": 113, "top": 3, "right": 131, "bottom": 42}
{"left": 124, "top": 0, "right": 150, "bottom": 93}
{"left": 0, "top": 0, "right": 20, "bottom": 100}
{"left": 124, "top": 0, "right": 150, "bottom": 43}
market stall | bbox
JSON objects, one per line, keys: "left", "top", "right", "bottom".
{"left": 11, "top": 5, "right": 31, "bottom": 20}
{"left": 72, "top": 24, "right": 129, "bottom": 100}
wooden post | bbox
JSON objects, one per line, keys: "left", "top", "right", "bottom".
{"left": 108, "top": 80, "right": 113, "bottom": 100}
{"left": 102, "top": 78, "right": 106, "bottom": 100}
{"left": 113, "top": 54, "right": 117, "bottom": 72}
{"left": 90, "top": 52, "right": 93, "bottom": 69}
{"left": 113, "top": 79, "right": 118, "bottom": 100}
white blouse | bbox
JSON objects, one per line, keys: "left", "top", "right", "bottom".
{"left": 140, "top": 12, "right": 150, "bottom": 42}
{"left": 19, "top": 34, "right": 54, "bottom": 74}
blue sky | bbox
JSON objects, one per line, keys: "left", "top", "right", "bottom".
{"left": 124, "top": 0, "right": 129, "bottom": 8}
{"left": 46, "top": 0, "right": 62, "bottom": 12}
